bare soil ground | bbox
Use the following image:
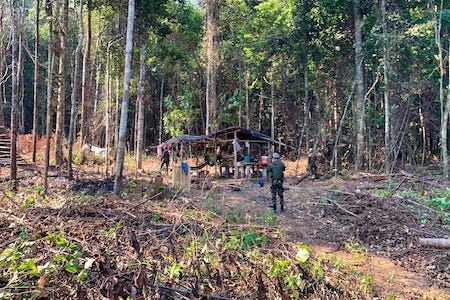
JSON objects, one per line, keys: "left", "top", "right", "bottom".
{"left": 0, "top": 148, "right": 449, "bottom": 299}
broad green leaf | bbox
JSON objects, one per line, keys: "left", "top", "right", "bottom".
{"left": 18, "top": 258, "right": 40, "bottom": 276}
{"left": 0, "top": 248, "right": 14, "bottom": 265}
{"left": 64, "top": 260, "right": 80, "bottom": 274}
{"left": 295, "top": 248, "right": 310, "bottom": 263}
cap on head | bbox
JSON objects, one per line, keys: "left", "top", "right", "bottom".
{"left": 272, "top": 152, "right": 280, "bottom": 159}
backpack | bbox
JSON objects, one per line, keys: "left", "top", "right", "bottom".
{"left": 270, "top": 161, "right": 285, "bottom": 180}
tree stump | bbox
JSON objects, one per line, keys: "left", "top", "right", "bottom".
{"left": 172, "top": 164, "right": 191, "bottom": 191}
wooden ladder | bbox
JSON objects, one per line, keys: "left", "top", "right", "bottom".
{"left": 0, "top": 126, "right": 27, "bottom": 166}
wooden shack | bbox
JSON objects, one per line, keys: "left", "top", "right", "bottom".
{"left": 162, "top": 126, "right": 288, "bottom": 185}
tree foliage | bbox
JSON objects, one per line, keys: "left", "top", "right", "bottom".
{"left": 1, "top": 0, "right": 450, "bottom": 172}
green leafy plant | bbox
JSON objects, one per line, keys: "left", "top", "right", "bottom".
{"left": 344, "top": 239, "right": 368, "bottom": 255}
{"left": 262, "top": 208, "right": 276, "bottom": 226}
{"left": 205, "top": 194, "right": 220, "bottom": 214}
{"left": 426, "top": 188, "right": 450, "bottom": 211}
{"left": 166, "top": 262, "right": 183, "bottom": 279}
{"left": 101, "top": 222, "right": 121, "bottom": 239}
{"left": 225, "top": 205, "right": 245, "bottom": 223}
{"left": 0, "top": 231, "right": 89, "bottom": 299}
{"left": 426, "top": 188, "right": 450, "bottom": 226}
{"left": 47, "top": 231, "right": 83, "bottom": 274}
{"left": 360, "top": 273, "right": 374, "bottom": 294}
{"left": 224, "top": 230, "right": 268, "bottom": 250}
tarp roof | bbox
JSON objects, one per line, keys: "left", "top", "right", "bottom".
{"left": 165, "top": 126, "right": 287, "bottom": 147}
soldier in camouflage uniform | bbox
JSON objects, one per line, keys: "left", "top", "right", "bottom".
{"left": 267, "top": 152, "right": 286, "bottom": 212}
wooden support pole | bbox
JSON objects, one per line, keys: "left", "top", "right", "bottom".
{"left": 233, "top": 132, "right": 238, "bottom": 179}
{"left": 419, "top": 238, "right": 450, "bottom": 248}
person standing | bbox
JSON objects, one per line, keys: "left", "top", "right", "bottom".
{"left": 267, "top": 152, "right": 286, "bottom": 212}
{"left": 160, "top": 147, "right": 170, "bottom": 174}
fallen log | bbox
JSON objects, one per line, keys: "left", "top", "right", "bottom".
{"left": 322, "top": 197, "right": 362, "bottom": 219}
{"left": 419, "top": 238, "right": 450, "bottom": 248}
{"left": 296, "top": 173, "right": 309, "bottom": 184}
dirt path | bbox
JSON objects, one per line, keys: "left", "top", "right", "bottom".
{"left": 196, "top": 174, "right": 450, "bottom": 299}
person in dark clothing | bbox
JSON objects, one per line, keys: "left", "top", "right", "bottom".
{"left": 267, "top": 152, "right": 286, "bottom": 212}
{"left": 308, "top": 149, "right": 319, "bottom": 179}
{"left": 160, "top": 148, "right": 170, "bottom": 174}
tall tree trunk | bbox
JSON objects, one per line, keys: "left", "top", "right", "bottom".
{"left": 10, "top": 0, "right": 19, "bottom": 191}
{"left": 55, "top": 0, "right": 68, "bottom": 166}
{"left": 80, "top": 0, "right": 92, "bottom": 162}
{"left": 0, "top": 3, "right": 6, "bottom": 129}
{"left": 159, "top": 75, "right": 164, "bottom": 145}
{"left": 105, "top": 36, "right": 122, "bottom": 175}
{"left": 381, "top": 0, "right": 391, "bottom": 174}
{"left": 106, "top": 39, "right": 113, "bottom": 175}
{"left": 18, "top": 5, "right": 24, "bottom": 135}
{"left": 270, "top": 72, "right": 275, "bottom": 144}
{"left": 114, "top": 76, "right": 120, "bottom": 149}
{"left": 303, "top": 62, "right": 310, "bottom": 150}
{"left": 245, "top": 68, "right": 249, "bottom": 129}
{"left": 205, "top": 0, "right": 218, "bottom": 134}
{"left": 258, "top": 86, "right": 263, "bottom": 132}
{"left": 136, "top": 37, "right": 146, "bottom": 170}
{"left": 92, "top": 36, "right": 101, "bottom": 114}
{"left": 353, "top": 0, "right": 365, "bottom": 170}
{"left": 43, "top": 0, "right": 54, "bottom": 190}
{"left": 114, "top": 0, "right": 135, "bottom": 195}
{"left": 68, "top": 0, "right": 84, "bottom": 180}
{"left": 434, "top": 0, "right": 447, "bottom": 176}
{"left": 443, "top": 43, "right": 450, "bottom": 178}
{"left": 32, "top": 0, "right": 40, "bottom": 163}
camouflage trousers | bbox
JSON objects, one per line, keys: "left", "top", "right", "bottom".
{"left": 270, "top": 179, "right": 284, "bottom": 210}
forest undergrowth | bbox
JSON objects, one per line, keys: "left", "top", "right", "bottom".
{"left": 0, "top": 159, "right": 449, "bottom": 299}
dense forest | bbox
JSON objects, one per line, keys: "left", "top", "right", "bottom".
{"left": 1, "top": 0, "right": 450, "bottom": 182}
{"left": 2, "top": 1, "right": 450, "bottom": 299}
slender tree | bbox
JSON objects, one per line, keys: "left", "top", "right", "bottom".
{"left": 434, "top": 0, "right": 448, "bottom": 176}
{"left": 114, "top": 0, "right": 135, "bottom": 195}
{"left": 68, "top": 0, "right": 84, "bottom": 179}
{"left": 159, "top": 75, "right": 164, "bottom": 145}
{"left": 80, "top": 0, "right": 92, "bottom": 162}
{"left": 105, "top": 36, "right": 121, "bottom": 175}
{"left": 136, "top": 37, "right": 146, "bottom": 170}
{"left": 32, "top": 0, "right": 40, "bottom": 163}
{"left": 444, "top": 43, "right": 450, "bottom": 178}
{"left": 381, "top": 0, "right": 391, "bottom": 173}
{"left": 0, "top": 3, "right": 6, "bottom": 129}
{"left": 17, "top": 1, "right": 24, "bottom": 134}
{"left": 10, "top": 0, "right": 19, "bottom": 191}
{"left": 205, "top": 0, "right": 218, "bottom": 134}
{"left": 353, "top": 0, "right": 365, "bottom": 170}
{"left": 43, "top": 0, "right": 54, "bottom": 190}
{"left": 55, "top": 0, "right": 68, "bottom": 166}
